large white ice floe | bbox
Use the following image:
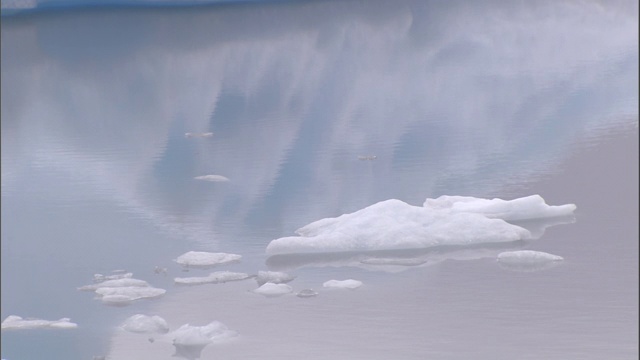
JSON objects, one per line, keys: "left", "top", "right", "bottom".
{"left": 497, "top": 250, "right": 564, "bottom": 272}
{"left": 252, "top": 283, "right": 293, "bottom": 297}
{"left": 120, "top": 314, "right": 169, "bottom": 334}
{"left": 323, "top": 279, "right": 363, "bottom": 289}
{"left": 266, "top": 195, "right": 575, "bottom": 255}
{"left": 174, "top": 271, "right": 251, "bottom": 285}
{"left": 255, "top": 271, "right": 296, "bottom": 286}
{"left": 2, "top": 315, "right": 78, "bottom": 330}
{"left": 174, "top": 251, "right": 242, "bottom": 268}
{"left": 79, "top": 273, "right": 166, "bottom": 306}
{"left": 78, "top": 278, "right": 150, "bottom": 291}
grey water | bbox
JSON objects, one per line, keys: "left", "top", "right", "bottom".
{"left": 1, "top": 0, "right": 638, "bottom": 359}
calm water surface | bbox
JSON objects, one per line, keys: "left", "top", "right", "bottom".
{"left": 1, "top": 1, "right": 638, "bottom": 359}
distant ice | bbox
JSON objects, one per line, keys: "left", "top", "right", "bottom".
{"left": 175, "top": 251, "right": 241, "bottom": 268}
{"left": 252, "top": 283, "right": 293, "bottom": 297}
{"left": 174, "top": 271, "right": 250, "bottom": 285}
{"left": 2, "top": 315, "right": 78, "bottom": 330}
{"left": 497, "top": 250, "right": 564, "bottom": 272}
{"left": 255, "top": 271, "right": 296, "bottom": 286}
{"left": 296, "top": 289, "right": 319, "bottom": 298}
{"left": 78, "top": 278, "right": 150, "bottom": 291}
{"left": 121, "top": 314, "right": 169, "bottom": 334}
{"left": 93, "top": 272, "right": 133, "bottom": 283}
{"left": 185, "top": 132, "right": 213, "bottom": 138}
{"left": 194, "top": 175, "right": 230, "bottom": 182}
{"left": 95, "top": 286, "right": 166, "bottom": 306}
{"left": 323, "top": 279, "right": 362, "bottom": 289}
{"left": 267, "top": 195, "right": 575, "bottom": 255}
{"left": 424, "top": 195, "right": 576, "bottom": 221}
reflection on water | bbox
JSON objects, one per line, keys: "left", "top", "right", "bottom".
{"left": 1, "top": 0, "right": 638, "bottom": 359}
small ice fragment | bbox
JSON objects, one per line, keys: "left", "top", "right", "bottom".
{"left": 194, "top": 175, "right": 230, "bottom": 182}
{"left": 79, "top": 278, "right": 150, "bottom": 291}
{"left": 121, "top": 314, "right": 169, "bottom": 334}
{"left": 174, "top": 271, "right": 250, "bottom": 285}
{"left": 101, "top": 295, "right": 134, "bottom": 307}
{"left": 169, "top": 321, "right": 237, "bottom": 358}
{"left": 357, "top": 155, "right": 377, "bottom": 160}
{"left": 2, "top": 315, "right": 78, "bottom": 330}
{"left": 323, "top": 279, "right": 362, "bottom": 289}
{"left": 296, "top": 289, "right": 318, "bottom": 298}
{"left": 497, "top": 250, "right": 564, "bottom": 272}
{"left": 95, "top": 286, "right": 166, "bottom": 301}
{"left": 93, "top": 272, "right": 133, "bottom": 283}
{"left": 154, "top": 266, "right": 168, "bottom": 276}
{"left": 255, "top": 271, "right": 296, "bottom": 286}
{"left": 252, "top": 283, "right": 293, "bottom": 297}
{"left": 185, "top": 132, "right": 213, "bottom": 138}
{"left": 175, "top": 251, "right": 241, "bottom": 268}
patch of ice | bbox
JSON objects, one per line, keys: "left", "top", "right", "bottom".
{"left": 296, "top": 289, "right": 319, "bottom": 298}
{"left": 252, "top": 283, "right": 293, "bottom": 297}
{"left": 497, "top": 250, "right": 564, "bottom": 266}
{"left": 78, "top": 278, "right": 150, "bottom": 291}
{"left": 185, "top": 132, "right": 213, "bottom": 138}
{"left": 255, "top": 271, "right": 296, "bottom": 286}
{"left": 174, "top": 271, "right": 250, "bottom": 285}
{"left": 168, "top": 321, "right": 237, "bottom": 359}
{"left": 2, "top": 315, "right": 78, "bottom": 330}
{"left": 194, "top": 175, "right": 230, "bottom": 182}
{"left": 175, "top": 251, "right": 241, "bottom": 268}
{"left": 424, "top": 194, "right": 576, "bottom": 221}
{"left": 323, "top": 279, "right": 362, "bottom": 289}
{"left": 93, "top": 272, "right": 133, "bottom": 283}
{"left": 95, "top": 286, "right": 166, "bottom": 301}
{"left": 121, "top": 314, "right": 169, "bottom": 334}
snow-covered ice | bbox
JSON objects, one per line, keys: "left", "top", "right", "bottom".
{"left": 194, "top": 175, "right": 230, "bottom": 182}
{"left": 424, "top": 195, "right": 576, "bottom": 221}
{"left": 266, "top": 195, "right": 575, "bottom": 255}
{"left": 175, "top": 251, "right": 241, "bottom": 268}
{"left": 323, "top": 279, "right": 362, "bottom": 289}
{"left": 167, "top": 321, "right": 237, "bottom": 359}
{"left": 255, "top": 271, "right": 296, "bottom": 286}
{"left": 78, "top": 278, "right": 150, "bottom": 291}
{"left": 252, "top": 283, "right": 293, "bottom": 297}
{"left": 2, "top": 315, "right": 78, "bottom": 330}
{"left": 121, "top": 314, "right": 169, "bottom": 334}
{"left": 174, "top": 271, "right": 250, "bottom": 285}
{"left": 93, "top": 272, "right": 133, "bottom": 283}
{"left": 185, "top": 132, "right": 213, "bottom": 138}
{"left": 497, "top": 250, "right": 564, "bottom": 272}
{"left": 95, "top": 286, "right": 166, "bottom": 306}
{"left": 296, "top": 289, "right": 319, "bottom": 298}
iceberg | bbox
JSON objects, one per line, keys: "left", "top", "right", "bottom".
{"left": 2, "top": 315, "right": 78, "bottom": 330}
{"left": 93, "top": 272, "right": 133, "bottom": 283}
{"left": 252, "top": 283, "right": 293, "bottom": 297}
{"left": 266, "top": 195, "right": 575, "bottom": 255}
{"left": 174, "top": 271, "right": 251, "bottom": 285}
{"left": 194, "top": 175, "right": 230, "bottom": 182}
{"left": 95, "top": 286, "right": 166, "bottom": 305}
{"left": 169, "top": 321, "right": 237, "bottom": 359}
{"left": 175, "top": 251, "right": 241, "bottom": 268}
{"left": 323, "top": 279, "right": 362, "bottom": 289}
{"left": 296, "top": 289, "right": 319, "bottom": 298}
{"left": 78, "top": 278, "right": 150, "bottom": 291}
{"left": 121, "top": 314, "right": 169, "bottom": 334}
{"left": 255, "top": 271, "right": 296, "bottom": 286}
{"left": 497, "top": 250, "right": 564, "bottom": 272}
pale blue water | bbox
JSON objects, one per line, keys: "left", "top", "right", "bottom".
{"left": 1, "top": 0, "right": 638, "bottom": 359}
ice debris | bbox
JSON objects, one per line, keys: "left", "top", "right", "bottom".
{"left": 266, "top": 195, "right": 575, "bottom": 255}
{"left": 497, "top": 250, "right": 564, "bottom": 272}
{"left": 121, "top": 314, "right": 169, "bottom": 334}
{"left": 255, "top": 271, "right": 296, "bottom": 286}
{"left": 252, "top": 283, "right": 293, "bottom": 297}
{"left": 2, "top": 315, "right": 78, "bottom": 330}
{"left": 175, "top": 251, "right": 241, "bottom": 268}
{"left": 93, "top": 272, "right": 133, "bottom": 283}
{"left": 174, "top": 271, "right": 251, "bottom": 285}
{"left": 323, "top": 279, "right": 362, "bottom": 289}
{"left": 296, "top": 289, "right": 319, "bottom": 298}
{"left": 78, "top": 278, "right": 150, "bottom": 291}
{"left": 185, "top": 132, "right": 213, "bottom": 138}
{"left": 79, "top": 273, "right": 165, "bottom": 306}
{"left": 169, "top": 321, "right": 237, "bottom": 359}
{"left": 194, "top": 175, "right": 230, "bottom": 182}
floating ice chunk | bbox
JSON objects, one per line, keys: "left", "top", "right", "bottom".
{"left": 78, "top": 278, "right": 150, "bottom": 291}
{"left": 424, "top": 195, "right": 576, "bottom": 221}
{"left": 185, "top": 132, "right": 214, "bottom": 138}
{"left": 2, "top": 315, "right": 78, "bottom": 330}
{"left": 296, "top": 289, "right": 319, "bottom": 298}
{"left": 255, "top": 271, "right": 296, "bottom": 286}
{"left": 323, "top": 279, "right": 362, "bottom": 289}
{"left": 357, "top": 155, "right": 377, "bottom": 160}
{"left": 497, "top": 250, "right": 564, "bottom": 272}
{"left": 95, "top": 286, "right": 166, "bottom": 301}
{"left": 267, "top": 199, "right": 531, "bottom": 255}
{"left": 101, "top": 295, "right": 135, "bottom": 307}
{"left": 93, "top": 272, "right": 133, "bottom": 283}
{"left": 121, "top": 314, "right": 169, "bottom": 334}
{"left": 252, "top": 283, "right": 293, "bottom": 297}
{"left": 168, "top": 321, "right": 237, "bottom": 358}
{"left": 194, "top": 175, "right": 230, "bottom": 182}
{"left": 175, "top": 251, "right": 241, "bottom": 268}
{"left": 174, "top": 271, "right": 251, "bottom": 285}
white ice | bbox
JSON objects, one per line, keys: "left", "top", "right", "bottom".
{"left": 255, "top": 271, "right": 296, "bottom": 286}
{"left": 95, "top": 286, "right": 166, "bottom": 303}
{"left": 266, "top": 195, "right": 575, "bottom": 255}
{"left": 252, "top": 283, "right": 293, "bottom": 297}
{"left": 2, "top": 315, "right": 78, "bottom": 330}
{"left": 424, "top": 194, "right": 576, "bottom": 221}
{"left": 323, "top": 279, "right": 362, "bottom": 289}
{"left": 194, "top": 175, "right": 230, "bottom": 182}
{"left": 169, "top": 321, "right": 237, "bottom": 346}
{"left": 92, "top": 272, "right": 133, "bottom": 283}
{"left": 120, "top": 314, "right": 169, "bottom": 334}
{"left": 174, "top": 271, "right": 250, "bottom": 285}
{"left": 497, "top": 250, "right": 564, "bottom": 264}
{"left": 174, "top": 251, "right": 241, "bottom": 267}
{"left": 78, "top": 278, "right": 150, "bottom": 291}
